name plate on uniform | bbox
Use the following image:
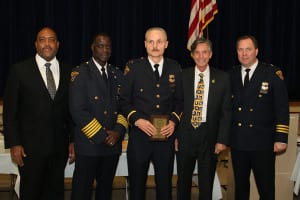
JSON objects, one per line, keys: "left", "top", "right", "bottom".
{"left": 150, "top": 115, "right": 169, "bottom": 141}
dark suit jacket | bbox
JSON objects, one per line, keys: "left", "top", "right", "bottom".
{"left": 230, "top": 62, "right": 289, "bottom": 151}
{"left": 69, "top": 59, "right": 127, "bottom": 156}
{"left": 3, "top": 57, "right": 72, "bottom": 156}
{"left": 177, "top": 67, "right": 231, "bottom": 151}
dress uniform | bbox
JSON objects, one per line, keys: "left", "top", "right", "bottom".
{"left": 230, "top": 62, "right": 289, "bottom": 199}
{"left": 69, "top": 59, "right": 128, "bottom": 200}
{"left": 120, "top": 57, "right": 183, "bottom": 200}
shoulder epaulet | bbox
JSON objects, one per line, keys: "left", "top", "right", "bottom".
{"left": 70, "top": 66, "right": 80, "bottom": 82}
{"left": 124, "top": 57, "right": 144, "bottom": 75}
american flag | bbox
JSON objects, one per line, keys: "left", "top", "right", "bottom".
{"left": 187, "top": 0, "right": 218, "bottom": 50}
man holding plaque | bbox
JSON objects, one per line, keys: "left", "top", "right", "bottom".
{"left": 176, "top": 38, "right": 232, "bottom": 200}
{"left": 120, "top": 27, "right": 183, "bottom": 200}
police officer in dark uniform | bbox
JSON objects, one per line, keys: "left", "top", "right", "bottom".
{"left": 69, "top": 33, "right": 128, "bottom": 200}
{"left": 120, "top": 27, "right": 183, "bottom": 200}
{"left": 230, "top": 35, "right": 289, "bottom": 200}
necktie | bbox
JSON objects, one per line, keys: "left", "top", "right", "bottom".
{"left": 45, "top": 63, "right": 56, "bottom": 99}
{"left": 154, "top": 64, "right": 159, "bottom": 81}
{"left": 244, "top": 68, "right": 250, "bottom": 87}
{"left": 191, "top": 73, "right": 204, "bottom": 129}
{"left": 101, "top": 66, "right": 108, "bottom": 83}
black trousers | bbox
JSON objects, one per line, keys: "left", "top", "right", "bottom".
{"left": 19, "top": 152, "right": 68, "bottom": 200}
{"left": 176, "top": 124, "right": 217, "bottom": 200}
{"left": 71, "top": 154, "right": 119, "bottom": 200}
{"left": 231, "top": 149, "right": 276, "bottom": 200}
{"left": 127, "top": 140, "right": 175, "bottom": 200}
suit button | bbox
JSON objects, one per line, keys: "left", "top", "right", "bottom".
{"left": 114, "top": 112, "right": 117, "bottom": 115}
{"left": 94, "top": 96, "right": 99, "bottom": 100}
{"left": 156, "top": 94, "right": 160, "bottom": 98}
{"left": 104, "top": 111, "right": 108, "bottom": 115}
{"left": 156, "top": 104, "right": 160, "bottom": 109}
{"left": 140, "top": 88, "right": 144, "bottom": 92}
{"left": 238, "top": 107, "right": 242, "bottom": 111}
{"left": 258, "top": 94, "right": 262, "bottom": 98}
{"left": 238, "top": 122, "right": 242, "bottom": 127}
{"left": 156, "top": 84, "right": 160, "bottom": 88}
{"left": 249, "top": 108, "right": 253, "bottom": 112}
{"left": 249, "top": 124, "right": 253, "bottom": 128}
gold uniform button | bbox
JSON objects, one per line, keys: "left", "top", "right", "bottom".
{"left": 258, "top": 94, "right": 262, "bottom": 98}
{"left": 94, "top": 96, "right": 99, "bottom": 100}
{"left": 114, "top": 112, "right": 117, "bottom": 115}
{"left": 140, "top": 88, "right": 144, "bottom": 92}
{"left": 156, "top": 94, "right": 160, "bottom": 98}
{"left": 104, "top": 111, "right": 108, "bottom": 115}
{"left": 238, "top": 122, "right": 242, "bottom": 127}
{"left": 156, "top": 84, "right": 160, "bottom": 88}
{"left": 249, "top": 124, "right": 253, "bottom": 128}
{"left": 249, "top": 108, "right": 253, "bottom": 112}
{"left": 156, "top": 104, "right": 160, "bottom": 109}
{"left": 238, "top": 107, "right": 242, "bottom": 111}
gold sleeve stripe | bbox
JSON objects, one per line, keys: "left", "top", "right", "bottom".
{"left": 276, "top": 124, "right": 289, "bottom": 134}
{"left": 276, "top": 124, "right": 289, "bottom": 128}
{"left": 172, "top": 112, "right": 181, "bottom": 122}
{"left": 127, "top": 110, "right": 137, "bottom": 122}
{"left": 117, "top": 114, "right": 128, "bottom": 129}
{"left": 81, "top": 118, "right": 102, "bottom": 138}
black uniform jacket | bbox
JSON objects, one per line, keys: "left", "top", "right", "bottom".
{"left": 230, "top": 62, "right": 289, "bottom": 151}
{"left": 120, "top": 57, "right": 183, "bottom": 143}
{"left": 69, "top": 59, "right": 127, "bottom": 156}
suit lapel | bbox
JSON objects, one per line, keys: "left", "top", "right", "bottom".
{"left": 30, "top": 59, "right": 55, "bottom": 100}
{"left": 184, "top": 68, "right": 195, "bottom": 119}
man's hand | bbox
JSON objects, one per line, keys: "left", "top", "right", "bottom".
{"left": 274, "top": 142, "right": 287, "bottom": 153}
{"left": 161, "top": 120, "right": 176, "bottom": 138}
{"left": 68, "top": 143, "right": 75, "bottom": 164}
{"left": 135, "top": 119, "right": 157, "bottom": 136}
{"left": 214, "top": 143, "right": 227, "bottom": 154}
{"left": 10, "top": 145, "right": 26, "bottom": 167}
{"left": 104, "top": 130, "right": 121, "bottom": 147}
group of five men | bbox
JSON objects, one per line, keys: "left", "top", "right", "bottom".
{"left": 3, "top": 26, "right": 289, "bottom": 200}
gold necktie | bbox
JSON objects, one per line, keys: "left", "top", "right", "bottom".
{"left": 191, "top": 73, "right": 204, "bottom": 129}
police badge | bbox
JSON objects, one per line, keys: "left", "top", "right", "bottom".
{"left": 260, "top": 82, "right": 269, "bottom": 94}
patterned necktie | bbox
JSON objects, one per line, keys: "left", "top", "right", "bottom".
{"left": 191, "top": 73, "right": 204, "bottom": 129}
{"left": 154, "top": 64, "right": 159, "bottom": 81}
{"left": 45, "top": 63, "right": 56, "bottom": 99}
{"left": 101, "top": 66, "right": 108, "bottom": 83}
{"left": 244, "top": 68, "right": 250, "bottom": 87}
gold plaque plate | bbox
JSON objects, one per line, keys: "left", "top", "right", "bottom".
{"left": 150, "top": 115, "right": 169, "bottom": 141}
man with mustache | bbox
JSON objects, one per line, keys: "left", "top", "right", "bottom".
{"left": 120, "top": 27, "right": 183, "bottom": 200}
{"left": 3, "top": 27, "right": 74, "bottom": 200}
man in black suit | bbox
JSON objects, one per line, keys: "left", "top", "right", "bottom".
{"left": 120, "top": 27, "right": 183, "bottom": 200}
{"left": 3, "top": 27, "right": 74, "bottom": 200}
{"left": 176, "top": 38, "right": 231, "bottom": 200}
{"left": 69, "top": 33, "right": 128, "bottom": 200}
{"left": 230, "top": 35, "right": 289, "bottom": 199}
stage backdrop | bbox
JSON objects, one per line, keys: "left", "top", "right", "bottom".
{"left": 0, "top": 0, "right": 299, "bottom": 99}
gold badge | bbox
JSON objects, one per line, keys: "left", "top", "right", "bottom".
{"left": 71, "top": 71, "right": 79, "bottom": 82}
{"left": 124, "top": 65, "right": 130, "bottom": 75}
{"left": 260, "top": 82, "right": 269, "bottom": 94}
{"left": 276, "top": 70, "right": 284, "bottom": 80}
